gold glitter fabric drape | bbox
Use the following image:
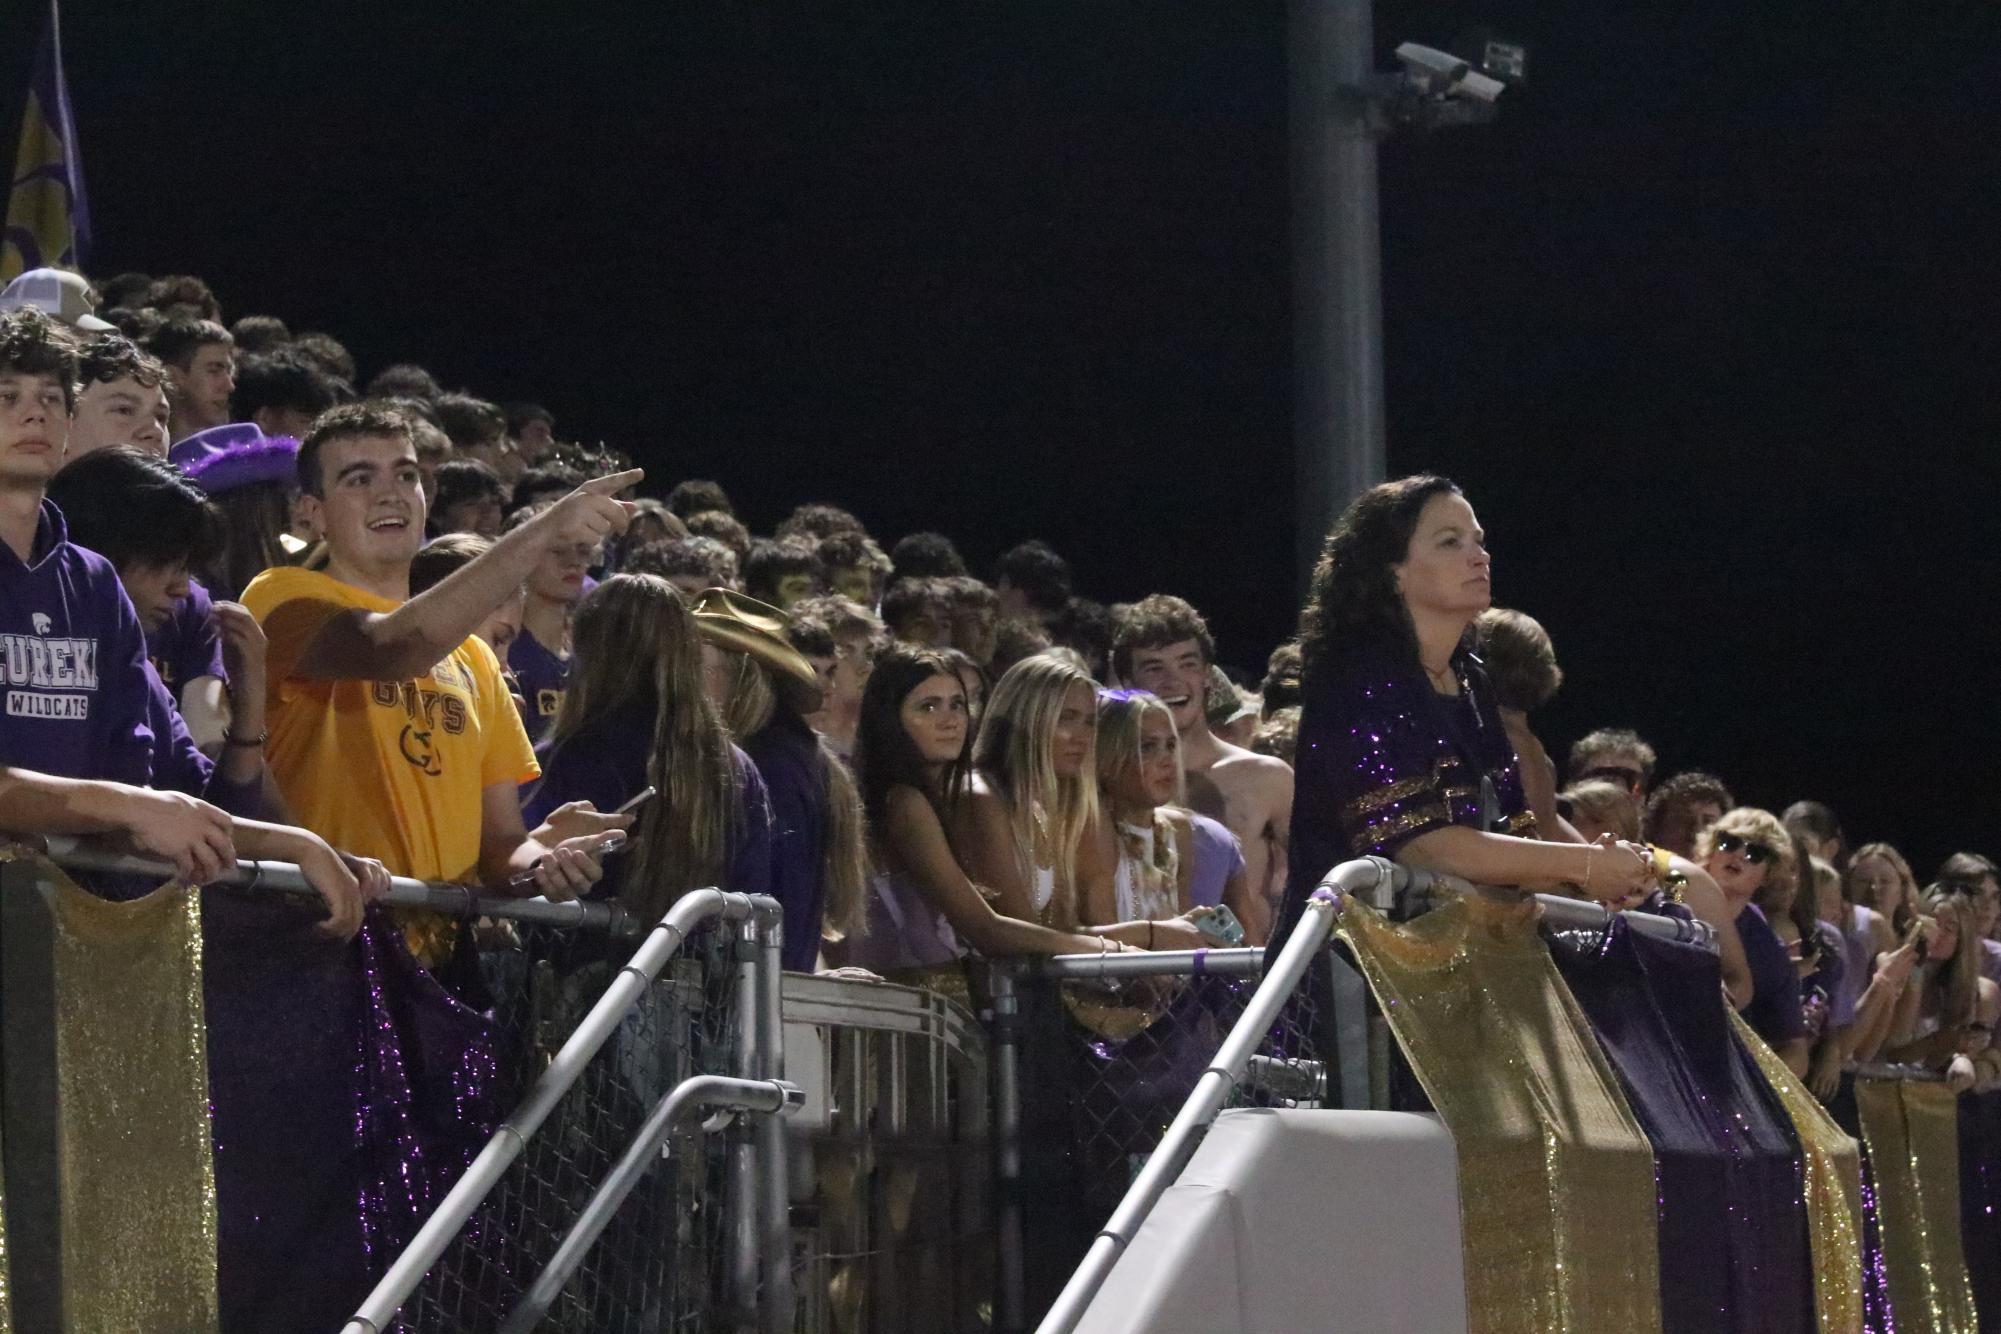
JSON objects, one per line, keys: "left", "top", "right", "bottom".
{"left": 1729, "top": 1011, "right": 1864, "bottom": 1334}
{"left": 45, "top": 864, "right": 220, "bottom": 1333}
{"left": 0, "top": 1117, "right": 10, "bottom": 1334}
{"left": 1854, "top": 1075, "right": 1977, "bottom": 1334}
{"left": 1338, "top": 896, "right": 1662, "bottom": 1334}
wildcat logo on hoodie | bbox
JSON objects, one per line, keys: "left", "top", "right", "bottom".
{"left": 3, "top": 617, "right": 99, "bottom": 720}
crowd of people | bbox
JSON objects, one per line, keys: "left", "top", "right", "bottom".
{"left": 1, "top": 265, "right": 1996, "bottom": 1177}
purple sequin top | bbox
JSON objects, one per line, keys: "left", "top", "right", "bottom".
{"left": 1268, "top": 645, "right": 1532, "bottom": 954}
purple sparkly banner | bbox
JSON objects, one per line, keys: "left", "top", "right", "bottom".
{"left": 1550, "top": 918, "right": 1816, "bottom": 1334}
{"left": 205, "top": 893, "right": 500, "bottom": 1332}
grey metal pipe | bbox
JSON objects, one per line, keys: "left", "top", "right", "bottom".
{"left": 1851, "top": 1062, "right": 1947, "bottom": 1083}
{"left": 1034, "top": 857, "right": 1404, "bottom": 1334}
{"left": 1532, "top": 890, "right": 1717, "bottom": 949}
{"left": 1290, "top": 0, "right": 1387, "bottom": 584}
{"left": 989, "top": 966, "right": 1027, "bottom": 1334}
{"left": 754, "top": 908, "right": 795, "bottom": 1334}
{"left": 41, "top": 835, "right": 635, "bottom": 934}
{"left": 339, "top": 888, "right": 756, "bottom": 1334}
{"left": 496, "top": 1074, "right": 803, "bottom": 1334}
{"left": 1024, "top": 946, "right": 1265, "bottom": 982}
{"left": 728, "top": 916, "right": 763, "bottom": 1326}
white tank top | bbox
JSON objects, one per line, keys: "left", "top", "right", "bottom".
{"left": 1033, "top": 862, "right": 1055, "bottom": 915}
{"left": 1113, "top": 814, "right": 1180, "bottom": 923}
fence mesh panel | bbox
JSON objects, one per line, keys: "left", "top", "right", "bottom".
{"left": 396, "top": 918, "right": 745, "bottom": 1334}
{"left": 1050, "top": 952, "right": 1333, "bottom": 1217}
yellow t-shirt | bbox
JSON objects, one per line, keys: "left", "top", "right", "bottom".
{"left": 242, "top": 566, "right": 541, "bottom": 888}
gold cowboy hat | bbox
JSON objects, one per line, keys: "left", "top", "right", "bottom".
{"left": 690, "top": 588, "right": 825, "bottom": 714}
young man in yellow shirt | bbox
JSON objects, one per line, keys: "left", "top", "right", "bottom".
{"left": 243, "top": 402, "right": 637, "bottom": 964}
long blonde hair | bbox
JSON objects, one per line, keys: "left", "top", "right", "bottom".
{"left": 973, "top": 651, "right": 1101, "bottom": 928}
{"left": 709, "top": 644, "right": 869, "bottom": 944}
{"left": 1095, "top": 689, "right": 1184, "bottom": 809}
{"left": 553, "top": 575, "right": 740, "bottom": 919}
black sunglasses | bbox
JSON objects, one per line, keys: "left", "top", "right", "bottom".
{"left": 1714, "top": 832, "right": 1776, "bottom": 865}
{"left": 1580, "top": 765, "right": 1644, "bottom": 789}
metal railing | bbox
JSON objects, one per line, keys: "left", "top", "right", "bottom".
{"left": 499, "top": 1075, "right": 804, "bottom": 1333}
{"left": 1024, "top": 864, "right": 1721, "bottom": 1334}
{"left": 340, "top": 888, "right": 789, "bottom": 1334}
{"left": 40, "top": 833, "right": 642, "bottom": 934}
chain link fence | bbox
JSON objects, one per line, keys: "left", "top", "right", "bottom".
{"left": 396, "top": 918, "right": 748, "bottom": 1334}
{"left": 994, "top": 945, "right": 1352, "bottom": 1326}
{"left": 1038, "top": 953, "right": 1336, "bottom": 1225}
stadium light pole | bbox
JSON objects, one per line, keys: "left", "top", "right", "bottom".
{"left": 1290, "top": 0, "right": 1386, "bottom": 588}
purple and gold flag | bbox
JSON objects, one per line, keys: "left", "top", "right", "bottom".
{"left": 3, "top": 1, "right": 91, "bottom": 281}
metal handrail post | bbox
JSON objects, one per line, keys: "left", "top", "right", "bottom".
{"left": 728, "top": 914, "right": 763, "bottom": 1326}
{"left": 754, "top": 906, "right": 794, "bottom": 1334}
{"left": 339, "top": 888, "right": 748, "bottom": 1334}
{"left": 1032, "top": 856, "right": 1407, "bottom": 1334}
{"left": 496, "top": 1074, "right": 804, "bottom": 1334}
{"left": 988, "top": 963, "right": 1027, "bottom": 1334}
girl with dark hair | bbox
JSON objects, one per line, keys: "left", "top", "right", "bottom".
{"left": 1271, "top": 476, "right": 1655, "bottom": 951}
{"left": 524, "top": 575, "right": 772, "bottom": 919}
{"left": 48, "top": 446, "right": 274, "bottom": 816}
{"left": 1936, "top": 851, "right": 2001, "bottom": 989}
{"left": 839, "top": 643, "right": 1125, "bottom": 1001}
{"left": 1763, "top": 831, "right": 1845, "bottom": 1089}
{"left": 693, "top": 589, "right": 868, "bottom": 971}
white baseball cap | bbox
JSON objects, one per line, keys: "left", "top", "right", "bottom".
{"left": 0, "top": 267, "right": 114, "bottom": 332}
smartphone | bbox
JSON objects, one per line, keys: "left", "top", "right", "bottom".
{"left": 614, "top": 786, "right": 658, "bottom": 817}
{"left": 509, "top": 830, "right": 630, "bottom": 893}
{"left": 1190, "top": 905, "right": 1246, "bottom": 947}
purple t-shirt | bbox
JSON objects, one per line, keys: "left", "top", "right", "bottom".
{"left": 146, "top": 578, "right": 227, "bottom": 700}
{"left": 508, "top": 627, "right": 568, "bottom": 743}
{"left": 742, "top": 712, "right": 833, "bottom": 971}
{"left": 522, "top": 698, "right": 772, "bottom": 906}
{"left": 0, "top": 500, "right": 154, "bottom": 784}
{"left": 1737, "top": 905, "right": 1809, "bottom": 1046}
{"left": 1186, "top": 812, "right": 1244, "bottom": 909}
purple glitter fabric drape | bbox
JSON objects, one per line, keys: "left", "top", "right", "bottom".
{"left": 1828, "top": 1077, "right": 1899, "bottom": 1332}
{"left": 1961, "top": 1090, "right": 2001, "bottom": 1331}
{"left": 1550, "top": 917, "right": 1816, "bottom": 1334}
{"left": 205, "top": 893, "right": 502, "bottom": 1332}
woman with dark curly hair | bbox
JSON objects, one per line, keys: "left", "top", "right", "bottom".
{"left": 1268, "top": 476, "right": 1655, "bottom": 952}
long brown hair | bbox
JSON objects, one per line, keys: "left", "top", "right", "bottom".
{"left": 1919, "top": 882, "right": 1984, "bottom": 1037}
{"left": 1846, "top": 841, "right": 1920, "bottom": 934}
{"left": 709, "top": 644, "right": 869, "bottom": 944}
{"left": 207, "top": 481, "right": 298, "bottom": 600}
{"left": 554, "top": 575, "right": 740, "bottom": 919}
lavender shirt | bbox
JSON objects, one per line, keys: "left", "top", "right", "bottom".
{"left": 845, "top": 871, "right": 964, "bottom": 973}
{"left": 1186, "top": 812, "right": 1245, "bottom": 909}
{"left": 0, "top": 500, "right": 154, "bottom": 784}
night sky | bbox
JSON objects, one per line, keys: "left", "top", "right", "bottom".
{"left": 11, "top": 1, "right": 1999, "bottom": 870}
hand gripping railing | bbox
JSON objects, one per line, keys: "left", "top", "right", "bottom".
{"left": 339, "top": 888, "right": 781, "bottom": 1334}
{"left": 1027, "top": 861, "right": 1718, "bottom": 1334}
{"left": 39, "top": 833, "right": 641, "bottom": 935}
